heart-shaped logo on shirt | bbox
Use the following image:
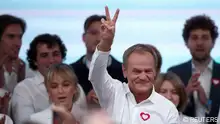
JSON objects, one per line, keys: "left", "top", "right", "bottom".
{"left": 212, "top": 79, "right": 220, "bottom": 85}
{"left": 140, "top": 112, "right": 150, "bottom": 121}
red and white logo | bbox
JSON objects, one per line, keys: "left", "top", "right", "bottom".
{"left": 140, "top": 112, "right": 150, "bottom": 121}
{"left": 212, "top": 79, "right": 220, "bottom": 85}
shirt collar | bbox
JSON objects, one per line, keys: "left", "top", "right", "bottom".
{"left": 34, "top": 71, "right": 44, "bottom": 85}
{"left": 123, "top": 83, "right": 158, "bottom": 104}
{"left": 191, "top": 59, "right": 213, "bottom": 72}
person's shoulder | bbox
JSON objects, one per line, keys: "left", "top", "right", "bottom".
{"left": 154, "top": 92, "right": 178, "bottom": 114}
{"left": 13, "top": 76, "right": 38, "bottom": 96}
{"left": 70, "top": 56, "right": 85, "bottom": 67}
{"left": 155, "top": 93, "right": 176, "bottom": 107}
{"left": 109, "top": 55, "right": 121, "bottom": 65}
{"left": 168, "top": 60, "right": 191, "bottom": 71}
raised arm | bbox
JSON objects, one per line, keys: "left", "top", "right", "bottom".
{"left": 88, "top": 6, "right": 120, "bottom": 110}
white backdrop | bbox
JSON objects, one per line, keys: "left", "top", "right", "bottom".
{"left": 1, "top": 0, "right": 220, "bottom": 72}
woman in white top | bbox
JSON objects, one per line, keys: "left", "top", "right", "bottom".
{"left": 29, "top": 63, "right": 86, "bottom": 124}
{"left": 155, "top": 71, "right": 200, "bottom": 124}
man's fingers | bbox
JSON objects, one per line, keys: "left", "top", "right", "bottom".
{"left": 105, "top": 6, "right": 111, "bottom": 21}
{"left": 112, "top": 8, "right": 120, "bottom": 23}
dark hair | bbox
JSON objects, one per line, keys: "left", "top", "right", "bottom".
{"left": 84, "top": 15, "right": 106, "bottom": 32}
{"left": 155, "top": 71, "right": 188, "bottom": 112}
{"left": 27, "top": 33, "right": 67, "bottom": 70}
{"left": 123, "top": 44, "right": 161, "bottom": 77}
{"left": 0, "top": 14, "right": 26, "bottom": 40}
{"left": 182, "top": 14, "right": 218, "bottom": 43}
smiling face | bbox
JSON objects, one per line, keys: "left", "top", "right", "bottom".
{"left": 123, "top": 52, "right": 156, "bottom": 95}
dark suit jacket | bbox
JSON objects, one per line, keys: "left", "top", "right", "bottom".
{"left": 168, "top": 60, "right": 220, "bottom": 122}
{"left": 70, "top": 55, "right": 126, "bottom": 95}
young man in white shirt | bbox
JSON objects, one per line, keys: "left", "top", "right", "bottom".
{"left": 11, "top": 34, "right": 87, "bottom": 124}
{"left": 88, "top": 6, "right": 179, "bottom": 124}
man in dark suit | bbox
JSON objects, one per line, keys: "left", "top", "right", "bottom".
{"left": 168, "top": 15, "right": 220, "bottom": 123}
{"left": 70, "top": 15, "right": 126, "bottom": 107}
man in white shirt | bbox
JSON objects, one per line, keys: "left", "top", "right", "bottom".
{"left": 0, "top": 14, "right": 26, "bottom": 93}
{"left": 11, "top": 34, "right": 87, "bottom": 124}
{"left": 88, "top": 6, "right": 179, "bottom": 124}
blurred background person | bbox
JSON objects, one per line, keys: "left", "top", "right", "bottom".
{"left": 70, "top": 14, "right": 126, "bottom": 108}
{"left": 168, "top": 15, "right": 220, "bottom": 123}
{"left": 155, "top": 71, "right": 200, "bottom": 124}
{"left": 0, "top": 14, "right": 26, "bottom": 93}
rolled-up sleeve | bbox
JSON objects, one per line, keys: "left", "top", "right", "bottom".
{"left": 88, "top": 48, "right": 120, "bottom": 110}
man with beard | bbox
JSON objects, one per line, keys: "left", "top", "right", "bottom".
{"left": 168, "top": 15, "right": 220, "bottom": 123}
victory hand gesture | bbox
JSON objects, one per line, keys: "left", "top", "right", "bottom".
{"left": 98, "top": 6, "right": 120, "bottom": 51}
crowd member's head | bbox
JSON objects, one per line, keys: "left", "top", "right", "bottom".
{"left": 27, "top": 33, "right": 67, "bottom": 76}
{"left": 0, "top": 14, "right": 26, "bottom": 60}
{"left": 82, "top": 15, "right": 106, "bottom": 55}
{"left": 155, "top": 72, "right": 188, "bottom": 112}
{"left": 122, "top": 44, "right": 161, "bottom": 97}
{"left": 183, "top": 14, "right": 218, "bottom": 62}
{"left": 45, "top": 63, "right": 80, "bottom": 110}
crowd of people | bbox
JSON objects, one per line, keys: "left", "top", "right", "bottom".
{"left": 0, "top": 6, "right": 220, "bottom": 124}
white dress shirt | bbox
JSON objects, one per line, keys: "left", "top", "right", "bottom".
{"left": 11, "top": 71, "right": 87, "bottom": 124}
{"left": 88, "top": 48, "right": 179, "bottom": 124}
{"left": 192, "top": 60, "right": 213, "bottom": 124}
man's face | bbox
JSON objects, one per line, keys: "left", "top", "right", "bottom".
{"left": 0, "top": 24, "right": 23, "bottom": 59}
{"left": 186, "top": 29, "right": 214, "bottom": 62}
{"left": 83, "top": 21, "right": 102, "bottom": 54}
{"left": 35, "top": 43, "right": 63, "bottom": 76}
{"left": 123, "top": 52, "right": 156, "bottom": 95}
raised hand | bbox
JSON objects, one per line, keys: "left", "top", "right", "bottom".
{"left": 51, "top": 104, "right": 78, "bottom": 124}
{"left": 87, "top": 89, "right": 99, "bottom": 105}
{"left": 98, "top": 6, "right": 120, "bottom": 51}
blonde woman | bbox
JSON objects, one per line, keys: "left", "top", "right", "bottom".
{"left": 155, "top": 72, "right": 200, "bottom": 124}
{"left": 29, "top": 63, "right": 86, "bottom": 124}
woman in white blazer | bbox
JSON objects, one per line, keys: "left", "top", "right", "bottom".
{"left": 155, "top": 72, "right": 200, "bottom": 124}
{"left": 29, "top": 63, "right": 87, "bottom": 124}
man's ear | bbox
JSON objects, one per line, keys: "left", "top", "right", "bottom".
{"left": 82, "top": 33, "right": 86, "bottom": 43}
{"left": 122, "top": 64, "right": 127, "bottom": 78}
